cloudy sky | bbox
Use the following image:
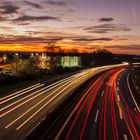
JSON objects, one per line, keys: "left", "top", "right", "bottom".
{"left": 0, "top": 0, "right": 140, "bottom": 54}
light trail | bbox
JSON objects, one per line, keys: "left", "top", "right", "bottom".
{"left": 5, "top": 79, "right": 73, "bottom": 129}
{"left": 0, "top": 83, "right": 41, "bottom": 101}
{"left": 0, "top": 84, "right": 44, "bottom": 105}
{"left": 16, "top": 74, "right": 90, "bottom": 130}
{"left": 127, "top": 73, "right": 140, "bottom": 113}
{"left": 54, "top": 77, "right": 101, "bottom": 140}
{"left": 0, "top": 64, "right": 130, "bottom": 140}
{"left": 0, "top": 72, "right": 85, "bottom": 104}
{"left": 0, "top": 76, "right": 74, "bottom": 117}
{"left": 79, "top": 81, "right": 103, "bottom": 140}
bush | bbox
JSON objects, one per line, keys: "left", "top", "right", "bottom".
{"left": 11, "top": 60, "right": 39, "bottom": 79}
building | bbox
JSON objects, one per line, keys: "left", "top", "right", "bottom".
{"left": 39, "top": 55, "right": 81, "bottom": 69}
{"left": 60, "top": 56, "right": 81, "bottom": 67}
{"left": 0, "top": 52, "right": 81, "bottom": 70}
{"left": 39, "top": 53, "right": 59, "bottom": 69}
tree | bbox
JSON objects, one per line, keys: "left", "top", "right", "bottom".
{"left": 93, "top": 49, "right": 114, "bottom": 65}
{"left": 44, "top": 42, "right": 60, "bottom": 70}
{"left": 11, "top": 59, "right": 38, "bottom": 78}
{"left": 94, "top": 49, "right": 113, "bottom": 55}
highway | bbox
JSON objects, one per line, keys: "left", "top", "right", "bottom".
{"left": 54, "top": 66, "right": 140, "bottom": 140}
{"left": 0, "top": 64, "right": 126, "bottom": 140}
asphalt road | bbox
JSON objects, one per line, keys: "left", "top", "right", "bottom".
{"left": 0, "top": 64, "right": 126, "bottom": 140}
{"left": 55, "top": 66, "right": 140, "bottom": 140}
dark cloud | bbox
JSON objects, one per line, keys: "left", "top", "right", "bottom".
{"left": 0, "top": 3, "right": 19, "bottom": 15}
{"left": 84, "top": 24, "right": 131, "bottom": 33}
{"left": 0, "top": 17, "right": 7, "bottom": 22}
{"left": 17, "top": 22, "right": 30, "bottom": 26}
{"left": 0, "top": 34, "right": 63, "bottom": 45}
{"left": 99, "top": 17, "right": 114, "bottom": 22}
{"left": 105, "top": 45, "right": 140, "bottom": 51}
{"left": 76, "top": 44, "right": 140, "bottom": 53}
{"left": 23, "top": 1, "right": 43, "bottom": 9}
{"left": 26, "top": 31, "right": 51, "bottom": 35}
{"left": 24, "top": 30, "right": 73, "bottom": 37}
{"left": 94, "top": 38, "right": 113, "bottom": 41}
{"left": 13, "top": 15, "right": 61, "bottom": 23}
{"left": 45, "top": 0, "right": 67, "bottom": 6}
{"left": 73, "top": 37, "right": 113, "bottom": 42}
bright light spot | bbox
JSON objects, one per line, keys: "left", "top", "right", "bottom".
{"left": 122, "top": 62, "right": 129, "bottom": 65}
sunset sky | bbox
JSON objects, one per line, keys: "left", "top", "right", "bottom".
{"left": 0, "top": 0, "right": 140, "bottom": 54}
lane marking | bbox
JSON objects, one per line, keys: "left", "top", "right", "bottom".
{"left": 24, "top": 117, "right": 46, "bottom": 138}
{"left": 95, "top": 110, "right": 99, "bottom": 123}
{"left": 124, "top": 134, "right": 128, "bottom": 140}
{"left": 101, "top": 91, "right": 104, "bottom": 96}
{"left": 41, "top": 117, "right": 46, "bottom": 122}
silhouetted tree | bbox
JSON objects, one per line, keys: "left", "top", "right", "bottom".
{"left": 44, "top": 42, "right": 60, "bottom": 70}
{"left": 93, "top": 49, "right": 114, "bottom": 65}
{"left": 80, "top": 53, "right": 94, "bottom": 67}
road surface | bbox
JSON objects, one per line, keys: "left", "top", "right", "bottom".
{"left": 0, "top": 64, "right": 126, "bottom": 140}
{"left": 55, "top": 66, "right": 140, "bottom": 140}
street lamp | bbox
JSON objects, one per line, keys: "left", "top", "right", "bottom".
{"left": 3, "top": 55, "right": 7, "bottom": 64}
